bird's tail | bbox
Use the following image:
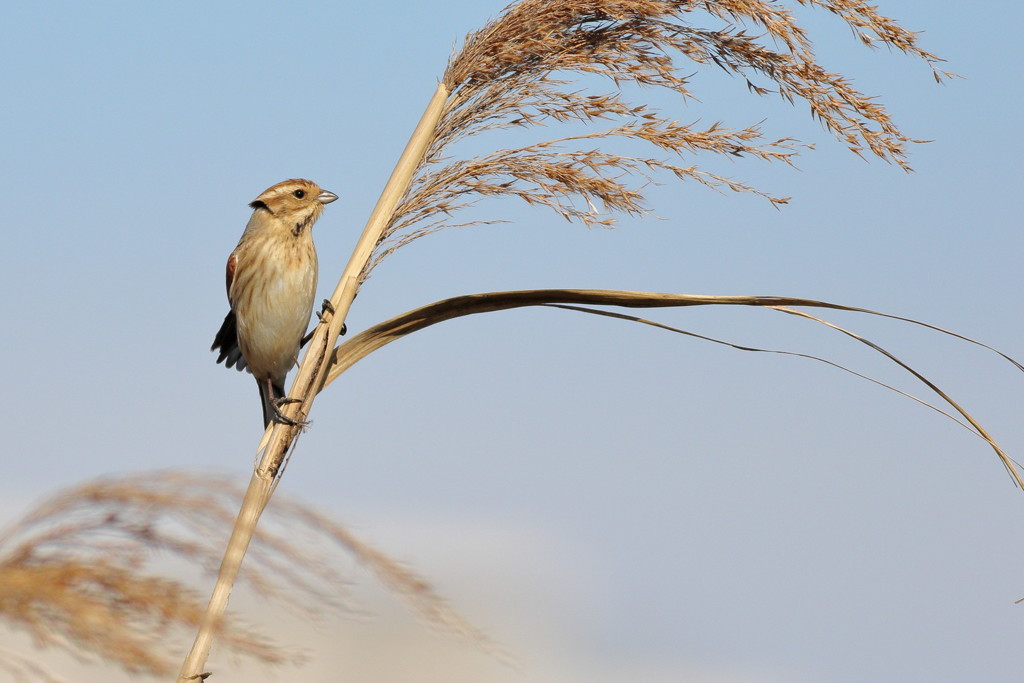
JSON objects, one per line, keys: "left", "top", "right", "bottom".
{"left": 211, "top": 310, "right": 247, "bottom": 371}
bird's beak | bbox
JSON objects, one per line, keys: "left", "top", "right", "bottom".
{"left": 318, "top": 190, "right": 339, "bottom": 205}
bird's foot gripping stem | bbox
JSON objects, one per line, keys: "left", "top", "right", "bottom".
{"left": 304, "top": 300, "right": 344, "bottom": 347}
{"left": 316, "top": 299, "right": 345, "bottom": 336}
{"left": 270, "top": 397, "right": 309, "bottom": 428}
{"left": 317, "top": 299, "right": 335, "bottom": 320}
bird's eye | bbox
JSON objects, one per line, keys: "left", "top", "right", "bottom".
{"left": 293, "top": 189, "right": 306, "bottom": 199}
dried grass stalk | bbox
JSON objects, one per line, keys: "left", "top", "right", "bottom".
{"left": 369, "top": 0, "right": 948, "bottom": 273}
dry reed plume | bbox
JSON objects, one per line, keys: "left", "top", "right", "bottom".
{"left": 370, "top": 0, "right": 949, "bottom": 271}
{"left": 0, "top": 472, "right": 477, "bottom": 680}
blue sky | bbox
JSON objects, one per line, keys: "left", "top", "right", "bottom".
{"left": 2, "top": 2, "right": 1023, "bottom": 681}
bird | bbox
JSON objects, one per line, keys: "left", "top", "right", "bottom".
{"left": 211, "top": 179, "right": 338, "bottom": 427}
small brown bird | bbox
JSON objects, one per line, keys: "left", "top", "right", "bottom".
{"left": 212, "top": 179, "right": 337, "bottom": 427}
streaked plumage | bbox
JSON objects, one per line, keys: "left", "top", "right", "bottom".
{"left": 212, "top": 179, "right": 337, "bottom": 427}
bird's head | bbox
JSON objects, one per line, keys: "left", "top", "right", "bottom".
{"left": 249, "top": 179, "right": 338, "bottom": 234}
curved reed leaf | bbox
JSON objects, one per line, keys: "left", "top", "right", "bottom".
{"left": 321, "top": 289, "right": 1023, "bottom": 487}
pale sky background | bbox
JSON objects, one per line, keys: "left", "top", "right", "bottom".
{"left": 2, "top": 2, "right": 1023, "bottom": 681}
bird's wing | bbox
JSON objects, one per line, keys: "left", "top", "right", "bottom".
{"left": 225, "top": 252, "right": 237, "bottom": 300}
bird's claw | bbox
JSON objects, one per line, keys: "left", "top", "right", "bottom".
{"left": 315, "top": 299, "right": 345, "bottom": 335}
{"left": 270, "top": 397, "right": 309, "bottom": 427}
{"left": 315, "top": 299, "right": 335, "bottom": 322}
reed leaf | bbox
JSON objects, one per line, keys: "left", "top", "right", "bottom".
{"left": 320, "top": 289, "right": 1024, "bottom": 488}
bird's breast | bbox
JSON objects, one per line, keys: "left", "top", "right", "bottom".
{"left": 230, "top": 234, "right": 318, "bottom": 381}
